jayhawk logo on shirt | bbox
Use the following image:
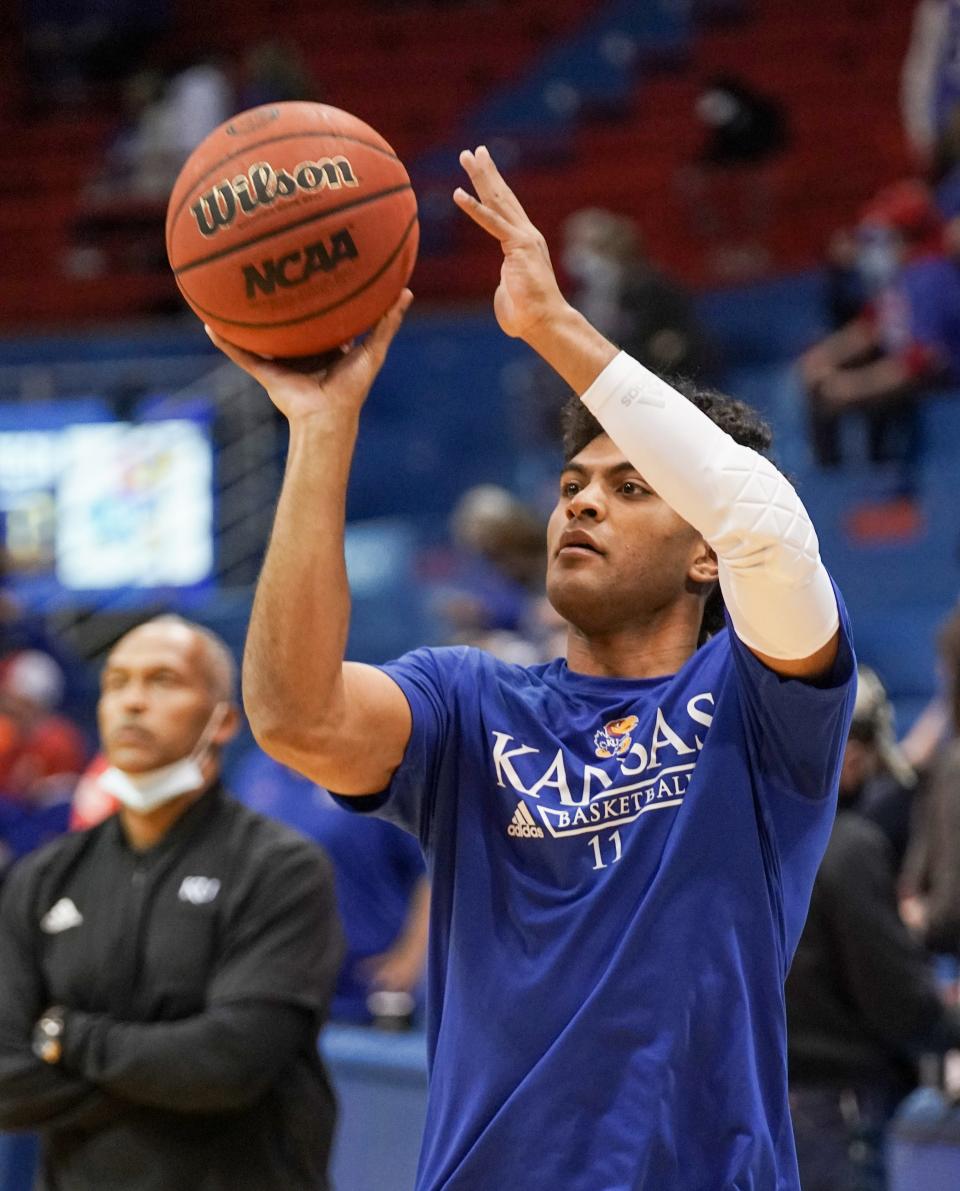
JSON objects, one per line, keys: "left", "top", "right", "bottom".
{"left": 593, "top": 715, "right": 639, "bottom": 759}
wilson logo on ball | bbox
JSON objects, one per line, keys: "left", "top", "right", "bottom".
{"left": 243, "top": 228, "right": 359, "bottom": 298}
{"left": 191, "top": 157, "right": 359, "bottom": 237}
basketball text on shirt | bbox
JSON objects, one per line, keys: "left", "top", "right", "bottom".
{"left": 492, "top": 691, "right": 714, "bottom": 840}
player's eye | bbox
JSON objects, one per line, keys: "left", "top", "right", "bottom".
{"left": 561, "top": 480, "right": 581, "bottom": 498}
{"left": 620, "top": 480, "right": 649, "bottom": 497}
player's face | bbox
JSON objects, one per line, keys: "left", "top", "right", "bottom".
{"left": 545, "top": 434, "right": 713, "bottom": 635}
{"left": 98, "top": 624, "right": 217, "bottom": 774}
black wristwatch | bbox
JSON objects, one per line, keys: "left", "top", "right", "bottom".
{"left": 32, "top": 1007, "right": 66, "bottom": 1065}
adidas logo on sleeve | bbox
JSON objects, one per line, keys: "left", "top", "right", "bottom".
{"left": 507, "top": 801, "right": 544, "bottom": 839}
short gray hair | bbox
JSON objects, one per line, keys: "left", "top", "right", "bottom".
{"left": 138, "top": 615, "right": 237, "bottom": 703}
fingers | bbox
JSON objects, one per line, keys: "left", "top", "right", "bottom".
{"left": 459, "top": 146, "right": 528, "bottom": 221}
{"left": 456, "top": 145, "right": 540, "bottom": 245}
{"left": 453, "top": 186, "right": 515, "bottom": 242}
{"left": 203, "top": 326, "right": 290, "bottom": 386}
{"left": 204, "top": 289, "right": 412, "bottom": 385}
{"left": 361, "top": 287, "right": 414, "bottom": 365}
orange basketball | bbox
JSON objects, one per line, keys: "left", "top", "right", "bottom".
{"left": 166, "top": 102, "right": 419, "bottom": 358}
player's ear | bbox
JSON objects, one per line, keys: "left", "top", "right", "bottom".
{"left": 688, "top": 540, "right": 718, "bottom": 585}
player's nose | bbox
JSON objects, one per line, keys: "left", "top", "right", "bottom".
{"left": 566, "top": 482, "right": 605, "bottom": 521}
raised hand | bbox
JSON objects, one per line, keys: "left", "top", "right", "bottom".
{"left": 454, "top": 146, "right": 567, "bottom": 341}
{"left": 204, "top": 289, "right": 413, "bottom": 423}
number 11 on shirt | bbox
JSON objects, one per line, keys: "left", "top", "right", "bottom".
{"left": 589, "top": 830, "right": 623, "bottom": 870}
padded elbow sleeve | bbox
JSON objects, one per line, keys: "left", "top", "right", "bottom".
{"left": 581, "top": 352, "right": 839, "bottom": 659}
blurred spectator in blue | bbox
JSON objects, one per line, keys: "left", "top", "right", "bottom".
{"left": 787, "top": 663, "right": 960, "bottom": 1191}
{"left": 435, "top": 484, "right": 545, "bottom": 648}
{"left": 238, "top": 40, "right": 314, "bottom": 109}
{"left": 843, "top": 667, "right": 918, "bottom": 878}
{"left": 800, "top": 182, "right": 960, "bottom": 479}
{"left": 902, "top": 0, "right": 960, "bottom": 162}
{"left": 232, "top": 748, "right": 429, "bottom": 1026}
{"left": 901, "top": 606, "right": 960, "bottom": 956}
{"left": 823, "top": 228, "right": 869, "bottom": 333}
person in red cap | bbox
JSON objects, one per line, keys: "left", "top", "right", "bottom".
{"left": 800, "top": 180, "right": 960, "bottom": 476}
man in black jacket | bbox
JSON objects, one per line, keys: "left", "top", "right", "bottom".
{"left": 0, "top": 616, "right": 343, "bottom": 1191}
{"left": 787, "top": 666, "right": 960, "bottom": 1191}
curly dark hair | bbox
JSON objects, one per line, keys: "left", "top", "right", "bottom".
{"left": 560, "top": 377, "right": 774, "bottom": 644}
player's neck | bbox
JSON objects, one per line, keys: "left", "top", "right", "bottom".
{"left": 564, "top": 619, "right": 700, "bottom": 680}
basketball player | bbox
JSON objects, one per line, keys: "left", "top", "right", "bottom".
{"left": 208, "top": 147, "right": 856, "bottom": 1190}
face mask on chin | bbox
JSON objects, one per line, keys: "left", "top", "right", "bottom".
{"left": 101, "top": 704, "right": 228, "bottom": 814}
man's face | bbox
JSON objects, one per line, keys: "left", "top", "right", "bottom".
{"left": 839, "top": 735, "right": 877, "bottom": 797}
{"left": 98, "top": 623, "right": 217, "bottom": 774}
{"left": 545, "top": 434, "right": 714, "bottom": 635}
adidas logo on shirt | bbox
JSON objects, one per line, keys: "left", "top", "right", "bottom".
{"left": 40, "top": 898, "right": 84, "bottom": 934}
{"left": 507, "top": 801, "right": 544, "bottom": 839}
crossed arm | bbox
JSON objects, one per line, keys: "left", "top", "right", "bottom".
{"left": 0, "top": 851, "right": 338, "bottom": 1125}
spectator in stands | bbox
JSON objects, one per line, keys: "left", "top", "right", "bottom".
{"left": 696, "top": 75, "right": 789, "bottom": 168}
{"left": 231, "top": 748, "right": 429, "bottom": 1026}
{"left": 562, "top": 208, "right": 715, "bottom": 381}
{"left": 0, "top": 650, "right": 86, "bottom": 806}
{"left": 0, "top": 616, "right": 342, "bottom": 1190}
{"left": 437, "top": 484, "right": 545, "bottom": 653}
{"left": 902, "top": 0, "right": 960, "bottom": 161}
{"left": 844, "top": 666, "right": 918, "bottom": 876}
{"left": 787, "top": 665, "right": 960, "bottom": 1191}
{"left": 800, "top": 182, "right": 960, "bottom": 476}
{"left": 823, "top": 228, "right": 869, "bottom": 332}
{"left": 902, "top": 605, "right": 960, "bottom": 954}
{"left": 683, "top": 74, "right": 789, "bottom": 279}
{"left": 162, "top": 54, "right": 234, "bottom": 172}
{"left": 90, "top": 52, "right": 233, "bottom": 202}
{"left": 518, "top": 211, "right": 715, "bottom": 456}
{"left": 91, "top": 69, "right": 174, "bottom": 200}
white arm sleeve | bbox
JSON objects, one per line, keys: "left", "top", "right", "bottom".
{"left": 580, "top": 351, "right": 839, "bottom": 660}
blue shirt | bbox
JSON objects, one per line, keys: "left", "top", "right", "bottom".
{"left": 874, "top": 255, "right": 960, "bottom": 383}
{"left": 231, "top": 748, "right": 425, "bottom": 1022}
{"left": 340, "top": 602, "right": 855, "bottom": 1190}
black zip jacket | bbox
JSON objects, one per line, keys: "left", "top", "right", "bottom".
{"left": 787, "top": 807, "right": 960, "bottom": 1088}
{"left": 0, "top": 783, "right": 344, "bottom": 1190}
